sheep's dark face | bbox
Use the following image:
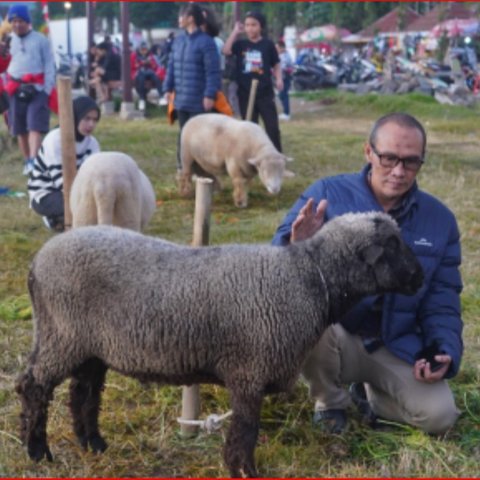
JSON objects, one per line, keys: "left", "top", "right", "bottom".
{"left": 359, "top": 219, "right": 424, "bottom": 295}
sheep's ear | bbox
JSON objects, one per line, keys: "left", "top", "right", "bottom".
{"left": 360, "top": 244, "right": 384, "bottom": 266}
{"left": 248, "top": 157, "right": 260, "bottom": 167}
{"left": 283, "top": 169, "right": 295, "bottom": 178}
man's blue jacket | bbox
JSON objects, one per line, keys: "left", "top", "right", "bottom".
{"left": 272, "top": 165, "right": 463, "bottom": 378}
{"left": 164, "top": 29, "right": 220, "bottom": 112}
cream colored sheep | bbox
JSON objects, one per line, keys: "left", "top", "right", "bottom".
{"left": 178, "top": 113, "right": 294, "bottom": 208}
{"left": 70, "top": 152, "right": 156, "bottom": 231}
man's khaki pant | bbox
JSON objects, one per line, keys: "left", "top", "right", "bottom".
{"left": 302, "top": 324, "right": 459, "bottom": 434}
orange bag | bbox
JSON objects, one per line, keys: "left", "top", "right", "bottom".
{"left": 167, "top": 91, "right": 233, "bottom": 125}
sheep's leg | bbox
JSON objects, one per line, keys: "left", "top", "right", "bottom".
{"left": 178, "top": 146, "right": 194, "bottom": 197}
{"left": 231, "top": 178, "right": 249, "bottom": 208}
{"left": 69, "top": 357, "right": 108, "bottom": 454}
{"left": 224, "top": 391, "right": 263, "bottom": 478}
{"left": 15, "top": 370, "right": 55, "bottom": 462}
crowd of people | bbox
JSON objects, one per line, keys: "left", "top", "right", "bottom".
{"left": 0, "top": 2, "right": 465, "bottom": 442}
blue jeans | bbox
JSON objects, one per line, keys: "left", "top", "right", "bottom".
{"left": 135, "top": 69, "right": 163, "bottom": 100}
{"left": 278, "top": 75, "right": 291, "bottom": 116}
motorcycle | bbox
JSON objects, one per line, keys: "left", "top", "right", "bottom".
{"left": 72, "top": 52, "right": 87, "bottom": 90}
{"left": 340, "top": 56, "right": 378, "bottom": 84}
{"left": 292, "top": 61, "right": 338, "bottom": 91}
{"left": 56, "top": 48, "right": 87, "bottom": 90}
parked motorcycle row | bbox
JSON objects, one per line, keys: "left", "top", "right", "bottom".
{"left": 292, "top": 52, "right": 378, "bottom": 91}
{"left": 291, "top": 49, "right": 480, "bottom": 96}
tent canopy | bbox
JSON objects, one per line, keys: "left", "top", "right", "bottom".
{"left": 299, "top": 24, "right": 350, "bottom": 43}
{"left": 431, "top": 18, "right": 479, "bottom": 38}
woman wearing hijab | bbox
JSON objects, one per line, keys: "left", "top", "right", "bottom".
{"left": 27, "top": 96, "right": 101, "bottom": 231}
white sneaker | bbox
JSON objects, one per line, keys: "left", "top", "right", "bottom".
{"left": 159, "top": 97, "right": 168, "bottom": 106}
{"left": 279, "top": 113, "right": 290, "bottom": 121}
{"left": 138, "top": 99, "right": 146, "bottom": 111}
{"left": 22, "top": 159, "right": 34, "bottom": 176}
{"left": 42, "top": 216, "right": 52, "bottom": 230}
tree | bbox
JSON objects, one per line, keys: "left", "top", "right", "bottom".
{"left": 130, "top": 2, "right": 178, "bottom": 32}
{"left": 94, "top": 2, "right": 119, "bottom": 34}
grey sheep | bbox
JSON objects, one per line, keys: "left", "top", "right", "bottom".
{"left": 16, "top": 212, "right": 423, "bottom": 477}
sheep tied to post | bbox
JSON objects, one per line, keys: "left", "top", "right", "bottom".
{"left": 178, "top": 113, "right": 295, "bottom": 208}
{"left": 70, "top": 152, "right": 156, "bottom": 231}
{"left": 17, "top": 212, "right": 423, "bottom": 477}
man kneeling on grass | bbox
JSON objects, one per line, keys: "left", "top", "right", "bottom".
{"left": 273, "top": 112, "right": 463, "bottom": 435}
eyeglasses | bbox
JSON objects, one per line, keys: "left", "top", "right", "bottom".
{"left": 370, "top": 144, "right": 424, "bottom": 172}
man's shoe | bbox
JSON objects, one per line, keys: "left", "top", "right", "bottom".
{"left": 312, "top": 409, "right": 347, "bottom": 434}
{"left": 349, "top": 383, "right": 378, "bottom": 426}
{"left": 279, "top": 113, "right": 290, "bottom": 121}
{"left": 138, "top": 99, "right": 146, "bottom": 111}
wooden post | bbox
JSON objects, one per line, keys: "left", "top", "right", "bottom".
{"left": 192, "top": 178, "right": 213, "bottom": 247}
{"left": 119, "top": 2, "right": 143, "bottom": 120}
{"left": 86, "top": 1, "right": 95, "bottom": 97}
{"left": 57, "top": 76, "right": 76, "bottom": 231}
{"left": 120, "top": 2, "right": 132, "bottom": 103}
{"left": 233, "top": 1, "right": 241, "bottom": 23}
{"left": 245, "top": 78, "right": 259, "bottom": 122}
{"left": 180, "top": 177, "right": 213, "bottom": 437}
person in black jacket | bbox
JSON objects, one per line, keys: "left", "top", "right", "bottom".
{"left": 89, "top": 41, "right": 121, "bottom": 104}
{"left": 223, "top": 11, "right": 283, "bottom": 152}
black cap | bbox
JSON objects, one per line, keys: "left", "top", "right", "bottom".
{"left": 245, "top": 11, "right": 266, "bottom": 29}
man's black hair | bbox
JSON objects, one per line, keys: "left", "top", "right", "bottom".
{"left": 369, "top": 112, "right": 427, "bottom": 156}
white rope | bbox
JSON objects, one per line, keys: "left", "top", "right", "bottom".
{"left": 177, "top": 410, "right": 233, "bottom": 434}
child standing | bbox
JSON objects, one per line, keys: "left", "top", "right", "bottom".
{"left": 223, "top": 11, "right": 283, "bottom": 152}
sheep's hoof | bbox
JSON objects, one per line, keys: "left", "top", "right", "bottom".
{"left": 180, "top": 189, "right": 194, "bottom": 199}
{"left": 28, "top": 440, "right": 53, "bottom": 462}
{"left": 89, "top": 435, "right": 108, "bottom": 454}
{"left": 79, "top": 435, "right": 89, "bottom": 451}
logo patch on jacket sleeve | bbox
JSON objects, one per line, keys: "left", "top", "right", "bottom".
{"left": 414, "top": 238, "right": 433, "bottom": 247}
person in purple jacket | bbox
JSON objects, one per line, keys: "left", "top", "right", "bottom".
{"left": 272, "top": 112, "right": 463, "bottom": 435}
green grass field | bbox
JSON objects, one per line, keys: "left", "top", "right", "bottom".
{"left": 1, "top": 91, "right": 479, "bottom": 477}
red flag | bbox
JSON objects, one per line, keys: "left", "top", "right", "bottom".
{"left": 41, "top": 0, "right": 50, "bottom": 36}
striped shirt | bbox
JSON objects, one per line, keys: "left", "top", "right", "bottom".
{"left": 28, "top": 128, "right": 100, "bottom": 206}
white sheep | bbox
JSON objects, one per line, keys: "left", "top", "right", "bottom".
{"left": 17, "top": 212, "right": 423, "bottom": 476}
{"left": 70, "top": 152, "right": 156, "bottom": 231}
{"left": 178, "top": 113, "right": 295, "bottom": 208}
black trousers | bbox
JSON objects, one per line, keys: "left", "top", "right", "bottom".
{"left": 176, "top": 110, "right": 202, "bottom": 170}
{"left": 31, "top": 191, "right": 64, "bottom": 229}
{"left": 237, "top": 88, "right": 282, "bottom": 152}
{"left": 31, "top": 191, "right": 64, "bottom": 218}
